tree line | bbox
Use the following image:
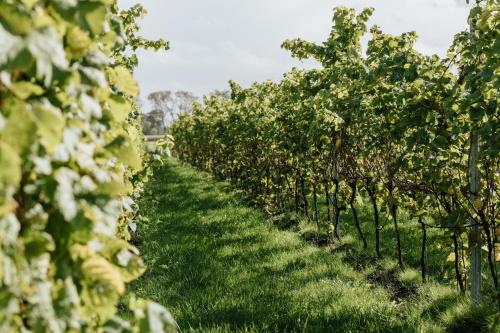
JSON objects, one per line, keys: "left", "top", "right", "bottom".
{"left": 142, "top": 90, "right": 230, "bottom": 135}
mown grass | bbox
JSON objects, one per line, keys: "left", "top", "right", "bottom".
{"left": 125, "top": 160, "right": 499, "bottom": 332}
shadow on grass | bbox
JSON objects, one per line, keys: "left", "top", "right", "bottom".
{"left": 126, "top": 160, "right": 497, "bottom": 333}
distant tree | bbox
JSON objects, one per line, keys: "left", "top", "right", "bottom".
{"left": 208, "top": 89, "right": 231, "bottom": 99}
{"left": 142, "top": 109, "right": 166, "bottom": 135}
{"left": 174, "top": 91, "right": 197, "bottom": 119}
{"left": 148, "top": 91, "right": 174, "bottom": 120}
{"left": 144, "top": 90, "right": 198, "bottom": 134}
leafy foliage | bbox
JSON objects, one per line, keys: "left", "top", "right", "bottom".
{"left": 171, "top": 1, "right": 499, "bottom": 304}
{"left": 0, "top": 0, "right": 175, "bottom": 331}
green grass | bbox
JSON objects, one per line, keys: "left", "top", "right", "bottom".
{"left": 125, "top": 160, "right": 499, "bottom": 332}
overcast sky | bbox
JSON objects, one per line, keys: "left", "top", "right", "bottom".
{"left": 118, "top": 0, "right": 472, "bottom": 108}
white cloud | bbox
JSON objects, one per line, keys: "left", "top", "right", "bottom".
{"left": 118, "top": 0, "right": 472, "bottom": 107}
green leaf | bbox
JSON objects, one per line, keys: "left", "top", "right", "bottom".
{"left": 24, "top": 231, "right": 55, "bottom": 257}
{"left": 492, "top": 37, "right": 500, "bottom": 54}
{"left": 80, "top": 1, "right": 106, "bottom": 36}
{"left": 0, "top": 2, "right": 33, "bottom": 35}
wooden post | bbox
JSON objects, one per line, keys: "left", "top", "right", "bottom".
{"left": 469, "top": 131, "right": 481, "bottom": 304}
{"left": 468, "top": 16, "right": 481, "bottom": 304}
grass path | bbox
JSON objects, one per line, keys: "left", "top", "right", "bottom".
{"left": 128, "top": 160, "right": 488, "bottom": 333}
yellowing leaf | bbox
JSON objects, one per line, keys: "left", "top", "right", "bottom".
{"left": 97, "top": 180, "right": 133, "bottom": 196}
{"left": 2, "top": 99, "right": 37, "bottom": 158}
{"left": 32, "top": 103, "right": 65, "bottom": 153}
{"left": 9, "top": 81, "right": 44, "bottom": 100}
{"left": 389, "top": 40, "right": 398, "bottom": 48}
{"left": 66, "top": 25, "right": 90, "bottom": 52}
{"left": 100, "top": 237, "right": 146, "bottom": 283}
{"left": 0, "top": 141, "right": 21, "bottom": 187}
{"left": 81, "top": 2, "right": 106, "bottom": 36}
{"left": 108, "top": 66, "right": 140, "bottom": 97}
{"left": 117, "top": 143, "right": 142, "bottom": 171}
{"left": 107, "top": 136, "right": 143, "bottom": 171}
{"left": 472, "top": 199, "right": 483, "bottom": 210}
{"left": 81, "top": 282, "right": 119, "bottom": 321}
{"left": 94, "top": 86, "right": 110, "bottom": 102}
{"left": 414, "top": 79, "right": 424, "bottom": 88}
{"left": 21, "top": 0, "right": 38, "bottom": 10}
{"left": 33, "top": 8, "right": 59, "bottom": 30}
{"left": 82, "top": 256, "right": 125, "bottom": 294}
{"left": 108, "top": 95, "right": 132, "bottom": 123}
{"left": 0, "top": 3, "right": 33, "bottom": 35}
